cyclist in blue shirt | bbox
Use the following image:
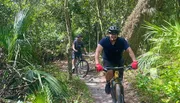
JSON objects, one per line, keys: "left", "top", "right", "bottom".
{"left": 72, "top": 34, "right": 87, "bottom": 70}
{"left": 95, "top": 26, "right": 138, "bottom": 94}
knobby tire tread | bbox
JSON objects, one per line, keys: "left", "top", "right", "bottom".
{"left": 115, "top": 84, "right": 124, "bottom": 103}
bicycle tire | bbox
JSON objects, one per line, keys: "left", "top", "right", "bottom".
{"left": 75, "top": 60, "right": 89, "bottom": 77}
{"left": 115, "top": 84, "right": 124, "bottom": 103}
{"left": 111, "top": 81, "right": 116, "bottom": 103}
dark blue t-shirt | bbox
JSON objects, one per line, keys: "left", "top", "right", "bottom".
{"left": 73, "top": 39, "right": 84, "bottom": 53}
{"left": 99, "top": 36, "right": 129, "bottom": 62}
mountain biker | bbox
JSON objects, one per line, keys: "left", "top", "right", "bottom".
{"left": 95, "top": 25, "right": 138, "bottom": 94}
{"left": 72, "top": 34, "right": 88, "bottom": 71}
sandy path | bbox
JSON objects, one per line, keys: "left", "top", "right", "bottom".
{"left": 55, "top": 53, "right": 141, "bottom": 103}
{"left": 82, "top": 54, "right": 141, "bottom": 103}
{"left": 82, "top": 69, "right": 140, "bottom": 103}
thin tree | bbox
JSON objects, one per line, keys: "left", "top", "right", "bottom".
{"left": 64, "top": 0, "right": 72, "bottom": 79}
{"left": 96, "top": 0, "right": 104, "bottom": 42}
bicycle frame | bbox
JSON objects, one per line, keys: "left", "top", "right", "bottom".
{"left": 104, "top": 66, "right": 131, "bottom": 103}
{"left": 75, "top": 55, "right": 84, "bottom": 67}
{"left": 76, "top": 53, "right": 86, "bottom": 61}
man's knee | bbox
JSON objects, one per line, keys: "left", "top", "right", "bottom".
{"left": 105, "top": 70, "right": 113, "bottom": 81}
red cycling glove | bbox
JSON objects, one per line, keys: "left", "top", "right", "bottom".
{"left": 131, "top": 61, "right": 138, "bottom": 70}
{"left": 95, "top": 64, "right": 103, "bottom": 72}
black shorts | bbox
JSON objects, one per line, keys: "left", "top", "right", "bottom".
{"left": 103, "top": 59, "right": 124, "bottom": 79}
{"left": 72, "top": 52, "right": 82, "bottom": 59}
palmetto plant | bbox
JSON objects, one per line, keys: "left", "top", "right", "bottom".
{"left": 137, "top": 20, "right": 180, "bottom": 102}
{"left": 138, "top": 20, "right": 180, "bottom": 70}
{"left": 0, "top": 6, "right": 69, "bottom": 102}
{"left": 24, "top": 68, "right": 68, "bottom": 102}
{"left": 26, "top": 85, "right": 53, "bottom": 103}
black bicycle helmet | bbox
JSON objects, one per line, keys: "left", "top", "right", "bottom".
{"left": 77, "top": 34, "right": 82, "bottom": 38}
{"left": 108, "top": 26, "right": 120, "bottom": 35}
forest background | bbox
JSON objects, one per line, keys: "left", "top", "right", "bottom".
{"left": 0, "top": 0, "right": 179, "bottom": 103}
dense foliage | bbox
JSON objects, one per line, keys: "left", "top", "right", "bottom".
{"left": 0, "top": 0, "right": 180, "bottom": 102}
{"left": 137, "top": 21, "right": 180, "bottom": 103}
{"left": 134, "top": 1, "right": 180, "bottom": 102}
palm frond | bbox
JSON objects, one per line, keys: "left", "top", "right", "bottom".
{"left": 14, "top": 8, "right": 29, "bottom": 35}
{"left": 139, "top": 20, "right": 180, "bottom": 70}
{"left": 44, "top": 85, "right": 53, "bottom": 103}
{"left": 38, "top": 70, "right": 69, "bottom": 97}
{"left": 25, "top": 69, "right": 69, "bottom": 98}
{"left": 138, "top": 51, "right": 161, "bottom": 70}
{"left": 143, "top": 21, "right": 163, "bottom": 40}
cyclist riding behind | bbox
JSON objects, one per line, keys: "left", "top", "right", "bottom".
{"left": 72, "top": 34, "right": 88, "bottom": 71}
{"left": 95, "top": 25, "right": 138, "bottom": 94}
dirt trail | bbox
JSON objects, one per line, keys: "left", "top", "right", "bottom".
{"left": 82, "top": 69, "right": 140, "bottom": 103}
{"left": 55, "top": 54, "right": 141, "bottom": 103}
{"left": 82, "top": 54, "right": 141, "bottom": 103}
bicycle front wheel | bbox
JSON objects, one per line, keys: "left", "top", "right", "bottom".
{"left": 76, "top": 60, "right": 89, "bottom": 78}
{"left": 115, "top": 84, "right": 124, "bottom": 103}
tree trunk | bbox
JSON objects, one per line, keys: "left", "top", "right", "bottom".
{"left": 96, "top": 0, "right": 104, "bottom": 39}
{"left": 94, "top": 22, "right": 99, "bottom": 48}
{"left": 64, "top": 0, "right": 72, "bottom": 80}
{"left": 121, "top": 0, "right": 156, "bottom": 64}
{"left": 176, "top": 0, "right": 180, "bottom": 19}
{"left": 87, "top": 1, "right": 91, "bottom": 52}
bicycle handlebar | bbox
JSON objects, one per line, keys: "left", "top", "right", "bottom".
{"left": 103, "top": 65, "right": 132, "bottom": 72}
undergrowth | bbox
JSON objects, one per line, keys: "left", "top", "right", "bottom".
{"left": 44, "top": 64, "right": 94, "bottom": 103}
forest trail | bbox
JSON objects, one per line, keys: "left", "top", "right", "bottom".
{"left": 56, "top": 53, "right": 141, "bottom": 103}
{"left": 82, "top": 54, "right": 141, "bottom": 103}
{"left": 82, "top": 69, "right": 141, "bottom": 103}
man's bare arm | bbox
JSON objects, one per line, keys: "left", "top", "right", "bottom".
{"left": 72, "top": 43, "right": 77, "bottom": 52}
{"left": 126, "top": 47, "right": 136, "bottom": 61}
{"left": 84, "top": 48, "right": 87, "bottom": 53}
